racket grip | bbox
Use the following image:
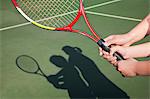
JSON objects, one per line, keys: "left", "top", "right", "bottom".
{"left": 97, "top": 39, "right": 124, "bottom": 61}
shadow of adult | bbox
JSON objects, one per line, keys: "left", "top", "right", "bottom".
{"left": 47, "top": 55, "right": 96, "bottom": 99}
{"left": 61, "top": 46, "right": 129, "bottom": 99}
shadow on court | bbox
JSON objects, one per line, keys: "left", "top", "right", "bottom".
{"left": 47, "top": 46, "right": 129, "bottom": 99}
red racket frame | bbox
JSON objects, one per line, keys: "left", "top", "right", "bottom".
{"left": 57, "top": 0, "right": 124, "bottom": 61}
{"left": 12, "top": 0, "right": 124, "bottom": 61}
{"left": 56, "top": 0, "right": 100, "bottom": 42}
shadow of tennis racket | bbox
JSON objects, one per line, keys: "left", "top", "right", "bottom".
{"left": 16, "top": 55, "right": 48, "bottom": 78}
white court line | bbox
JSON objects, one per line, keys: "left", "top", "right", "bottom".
{"left": 85, "top": 0, "right": 122, "bottom": 10}
{"left": 0, "top": 0, "right": 128, "bottom": 31}
{"left": 86, "top": 11, "right": 142, "bottom": 22}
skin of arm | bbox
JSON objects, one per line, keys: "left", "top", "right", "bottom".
{"left": 104, "top": 14, "right": 150, "bottom": 46}
{"left": 117, "top": 59, "right": 150, "bottom": 77}
{"left": 110, "top": 42, "right": 150, "bottom": 59}
{"left": 126, "top": 14, "right": 150, "bottom": 45}
{"left": 135, "top": 61, "right": 150, "bottom": 76}
{"left": 100, "top": 43, "right": 150, "bottom": 77}
{"left": 99, "top": 42, "right": 150, "bottom": 66}
{"left": 99, "top": 14, "right": 150, "bottom": 77}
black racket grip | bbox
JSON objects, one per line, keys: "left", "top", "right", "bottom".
{"left": 97, "top": 39, "right": 124, "bottom": 61}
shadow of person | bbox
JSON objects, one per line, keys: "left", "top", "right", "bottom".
{"left": 47, "top": 55, "right": 96, "bottom": 99}
{"left": 61, "top": 46, "right": 130, "bottom": 99}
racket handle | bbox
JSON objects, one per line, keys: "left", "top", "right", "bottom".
{"left": 97, "top": 39, "right": 124, "bottom": 61}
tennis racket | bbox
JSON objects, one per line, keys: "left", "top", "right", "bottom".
{"left": 12, "top": 0, "right": 124, "bottom": 61}
{"left": 16, "top": 55, "right": 47, "bottom": 78}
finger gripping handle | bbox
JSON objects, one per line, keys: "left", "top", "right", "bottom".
{"left": 97, "top": 39, "right": 124, "bottom": 61}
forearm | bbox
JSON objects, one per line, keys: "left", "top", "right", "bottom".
{"left": 127, "top": 14, "right": 150, "bottom": 45}
{"left": 136, "top": 61, "right": 150, "bottom": 76}
{"left": 125, "top": 42, "right": 150, "bottom": 58}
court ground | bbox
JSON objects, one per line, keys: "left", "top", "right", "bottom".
{"left": 0, "top": 0, "right": 150, "bottom": 99}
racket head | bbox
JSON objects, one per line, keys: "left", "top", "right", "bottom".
{"left": 16, "top": 55, "right": 40, "bottom": 74}
{"left": 12, "top": 0, "right": 81, "bottom": 30}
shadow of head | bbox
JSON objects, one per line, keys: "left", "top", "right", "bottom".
{"left": 62, "top": 46, "right": 82, "bottom": 55}
{"left": 50, "top": 55, "right": 69, "bottom": 68}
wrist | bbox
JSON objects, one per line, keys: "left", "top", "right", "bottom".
{"left": 135, "top": 61, "right": 150, "bottom": 76}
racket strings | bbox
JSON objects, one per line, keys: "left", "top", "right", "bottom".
{"left": 52, "top": 0, "right": 78, "bottom": 27}
{"left": 46, "top": 0, "right": 79, "bottom": 27}
{"left": 52, "top": 1, "right": 71, "bottom": 27}
{"left": 18, "top": 0, "right": 80, "bottom": 28}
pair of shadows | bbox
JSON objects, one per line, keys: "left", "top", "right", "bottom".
{"left": 47, "top": 46, "right": 129, "bottom": 99}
